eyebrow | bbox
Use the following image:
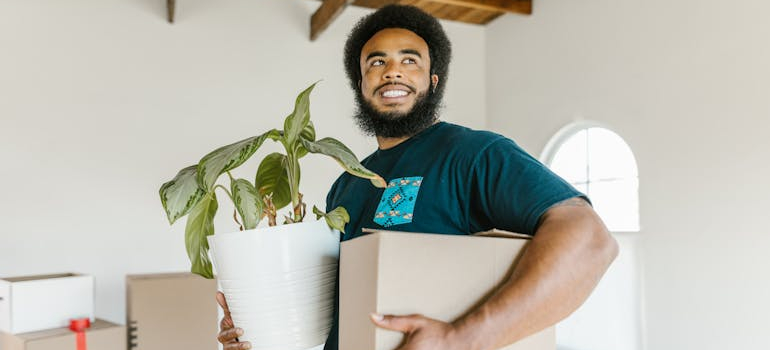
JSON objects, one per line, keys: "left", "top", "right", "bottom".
{"left": 365, "top": 49, "right": 423, "bottom": 61}
{"left": 365, "top": 51, "right": 387, "bottom": 61}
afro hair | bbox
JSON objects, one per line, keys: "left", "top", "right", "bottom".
{"left": 343, "top": 5, "right": 452, "bottom": 96}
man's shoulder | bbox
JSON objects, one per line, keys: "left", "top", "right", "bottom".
{"left": 434, "top": 122, "right": 510, "bottom": 152}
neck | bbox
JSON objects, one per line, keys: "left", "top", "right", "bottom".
{"left": 375, "top": 119, "right": 439, "bottom": 150}
{"left": 376, "top": 135, "right": 410, "bottom": 150}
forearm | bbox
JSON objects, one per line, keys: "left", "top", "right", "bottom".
{"left": 452, "top": 204, "right": 618, "bottom": 350}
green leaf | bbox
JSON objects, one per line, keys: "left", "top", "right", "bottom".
{"left": 301, "top": 137, "right": 387, "bottom": 188}
{"left": 296, "top": 121, "right": 316, "bottom": 159}
{"left": 283, "top": 82, "right": 317, "bottom": 149}
{"left": 185, "top": 192, "right": 218, "bottom": 279}
{"left": 313, "top": 205, "right": 350, "bottom": 233}
{"left": 255, "top": 153, "right": 292, "bottom": 210}
{"left": 197, "top": 129, "right": 280, "bottom": 191}
{"left": 231, "top": 179, "right": 263, "bottom": 230}
{"left": 159, "top": 165, "right": 206, "bottom": 225}
{"left": 301, "top": 120, "right": 316, "bottom": 142}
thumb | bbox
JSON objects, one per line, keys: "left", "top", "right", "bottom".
{"left": 370, "top": 313, "right": 423, "bottom": 333}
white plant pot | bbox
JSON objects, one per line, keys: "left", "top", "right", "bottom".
{"left": 208, "top": 219, "right": 339, "bottom": 350}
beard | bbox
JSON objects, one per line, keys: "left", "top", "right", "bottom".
{"left": 352, "top": 85, "right": 443, "bottom": 138}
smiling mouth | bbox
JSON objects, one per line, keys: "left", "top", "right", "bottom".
{"left": 376, "top": 83, "right": 415, "bottom": 98}
{"left": 382, "top": 90, "right": 409, "bottom": 98}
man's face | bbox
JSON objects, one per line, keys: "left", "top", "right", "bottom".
{"left": 359, "top": 28, "right": 437, "bottom": 115}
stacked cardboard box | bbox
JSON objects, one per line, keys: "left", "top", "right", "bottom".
{"left": 126, "top": 273, "right": 218, "bottom": 350}
{"left": 0, "top": 273, "right": 125, "bottom": 350}
{"left": 339, "top": 230, "right": 555, "bottom": 350}
{"left": 0, "top": 319, "right": 125, "bottom": 350}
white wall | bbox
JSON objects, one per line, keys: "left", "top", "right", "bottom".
{"left": 0, "top": 0, "right": 486, "bottom": 324}
{"left": 487, "top": 0, "right": 770, "bottom": 349}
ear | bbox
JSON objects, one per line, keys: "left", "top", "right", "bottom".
{"left": 358, "top": 79, "right": 362, "bottom": 91}
{"left": 431, "top": 74, "right": 439, "bottom": 92}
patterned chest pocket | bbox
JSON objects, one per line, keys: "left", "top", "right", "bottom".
{"left": 373, "top": 176, "right": 423, "bottom": 227}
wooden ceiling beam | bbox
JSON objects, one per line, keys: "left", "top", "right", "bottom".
{"left": 167, "top": 0, "right": 176, "bottom": 23}
{"left": 311, "top": 0, "right": 355, "bottom": 41}
{"left": 420, "top": 0, "right": 531, "bottom": 15}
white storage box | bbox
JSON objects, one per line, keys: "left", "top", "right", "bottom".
{"left": 0, "top": 273, "right": 94, "bottom": 334}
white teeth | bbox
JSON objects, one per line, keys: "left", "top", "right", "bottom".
{"left": 382, "top": 90, "right": 408, "bottom": 98}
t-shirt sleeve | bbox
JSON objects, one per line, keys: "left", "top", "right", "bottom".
{"left": 325, "top": 177, "right": 341, "bottom": 213}
{"left": 469, "top": 138, "right": 587, "bottom": 235}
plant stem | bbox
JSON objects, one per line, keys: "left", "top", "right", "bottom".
{"left": 213, "top": 184, "right": 234, "bottom": 202}
{"left": 216, "top": 181, "right": 244, "bottom": 229}
{"left": 233, "top": 209, "right": 243, "bottom": 231}
{"left": 286, "top": 152, "right": 302, "bottom": 222}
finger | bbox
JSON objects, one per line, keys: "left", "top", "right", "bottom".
{"left": 217, "top": 327, "right": 243, "bottom": 344}
{"left": 224, "top": 341, "right": 251, "bottom": 350}
{"left": 216, "top": 291, "right": 230, "bottom": 312}
{"left": 220, "top": 315, "right": 234, "bottom": 330}
{"left": 216, "top": 292, "right": 234, "bottom": 328}
{"left": 370, "top": 313, "right": 424, "bottom": 333}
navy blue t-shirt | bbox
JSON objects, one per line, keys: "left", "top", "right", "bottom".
{"left": 323, "top": 122, "right": 584, "bottom": 350}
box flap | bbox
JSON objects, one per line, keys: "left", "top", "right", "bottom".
{"left": 125, "top": 272, "right": 200, "bottom": 281}
{"left": 0, "top": 273, "right": 83, "bottom": 283}
{"left": 362, "top": 228, "right": 531, "bottom": 240}
{"left": 473, "top": 229, "right": 532, "bottom": 240}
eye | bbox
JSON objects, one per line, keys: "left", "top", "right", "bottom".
{"left": 403, "top": 58, "right": 416, "bottom": 64}
{"left": 371, "top": 59, "right": 385, "bottom": 67}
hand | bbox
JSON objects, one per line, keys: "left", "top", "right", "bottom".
{"left": 370, "top": 313, "right": 469, "bottom": 350}
{"left": 216, "top": 292, "right": 251, "bottom": 350}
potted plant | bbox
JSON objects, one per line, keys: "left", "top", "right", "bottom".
{"left": 159, "top": 82, "right": 385, "bottom": 350}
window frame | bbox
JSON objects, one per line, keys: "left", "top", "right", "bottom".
{"left": 540, "top": 120, "right": 641, "bottom": 233}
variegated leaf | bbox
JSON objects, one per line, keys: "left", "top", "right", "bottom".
{"left": 283, "top": 82, "right": 317, "bottom": 149}
{"left": 197, "top": 129, "right": 280, "bottom": 191}
{"left": 301, "top": 120, "right": 316, "bottom": 142}
{"left": 296, "top": 120, "right": 316, "bottom": 159}
{"left": 313, "top": 205, "right": 350, "bottom": 234}
{"left": 185, "top": 192, "right": 218, "bottom": 279}
{"left": 159, "top": 165, "right": 205, "bottom": 225}
{"left": 231, "top": 179, "right": 263, "bottom": 230}
{"left": 255, "top": 153, "right": 292, "bottom": 210}
{"left": 301, "top": 137, "right": 387, "bottom": 188}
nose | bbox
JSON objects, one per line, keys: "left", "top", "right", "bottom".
{"left": 383, "top": 63, "right": 403, "bottom": 80}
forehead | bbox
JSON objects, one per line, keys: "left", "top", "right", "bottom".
{"left": 360, "top": 28, "right": 430, "bottom": 59}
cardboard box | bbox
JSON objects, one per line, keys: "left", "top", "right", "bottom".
{"left": 340, "top": 230, "right": 555, "bottom": 350}
{"left": 0, "top": 273, "right": 94, "bottom": 334}
{"left": 126, "top": 273, "right": 218, "bottom": 350}
{"left": 0, "top": 319, "right": 125, "bottom": 350}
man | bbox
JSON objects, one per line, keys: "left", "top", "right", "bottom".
{"left": 217, "top": 5, "right": 617, "bottom": 350}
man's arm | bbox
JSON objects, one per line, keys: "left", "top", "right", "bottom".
{"left": 371, "top": 197, "right": 618, "bottom": 350}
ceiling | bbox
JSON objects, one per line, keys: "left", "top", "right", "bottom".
{"left": 310, "top": 0, "right": 532, "bottom": 40}
{"left": 163, "top": 0, "right": 532, "bottom": 40}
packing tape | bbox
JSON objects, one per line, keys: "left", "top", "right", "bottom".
{"left": 69, "top": 318, "right": 91, "bottom": 350}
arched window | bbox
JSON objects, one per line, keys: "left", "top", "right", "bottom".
{"left": 542, "top": 123, "right": 640, "bottom": 232}
{"left": 542, "top": 122, "right": 643, "bottom": 350}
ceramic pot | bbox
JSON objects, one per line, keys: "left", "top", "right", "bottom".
{"left": 208, "top": 219, "right": 339, "bottom": 350}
